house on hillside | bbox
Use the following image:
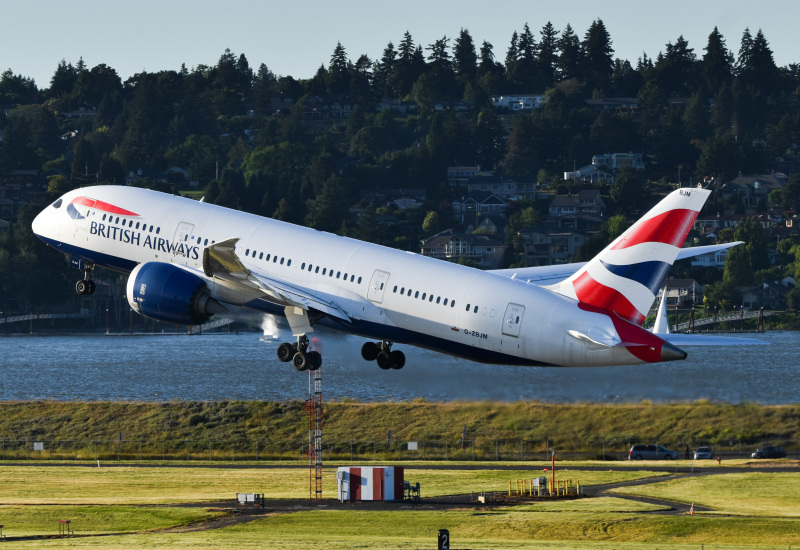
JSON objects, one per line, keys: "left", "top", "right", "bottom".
{"left": 664, "top": 279, "right": 703, "bottom": 306}
{"left": 740, "top": 278, "right": 796, "bottom": 310}
{"left": 491, "top": 94, "right": 548, "bottom": 111}
{"left": 452, "top": 192, "right": 508, "bottom": 222}
{"left": 721, "top": 174, "right": 786, "bottom": 210}
{"left": 420, "top": 230, "right": 507, "bottom": 268}
{"left": 548, "top": 191, "right": 606, "bottom": 217}
{"left": 466, "top": 175, "right": 536, "bottom": 200}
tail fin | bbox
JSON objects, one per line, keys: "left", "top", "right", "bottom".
{"left": 546, "top": 187, "right": 710, "bottom": 325}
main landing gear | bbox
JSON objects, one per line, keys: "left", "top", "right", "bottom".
{"left": 276, "top": 334, "right": 321, "bottom": 372}
{"left": 361, "top": 341, "right": 405, "bottom": 370}
{"left": 75, "top": 264, "right": 96, "bottom": 295}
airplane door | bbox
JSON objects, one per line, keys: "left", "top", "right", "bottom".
{"left": 367, "top": 270, "right": 390, "bottom": 303}
{"left": 173, "top": 222, "right": 194, "bottom": 247}
{"left": 502, "top": 303, "right": 525, "bottom": 337}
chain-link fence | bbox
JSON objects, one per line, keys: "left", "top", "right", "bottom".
{"left": 2, "top": 436, "right": 797, "bottom": 462}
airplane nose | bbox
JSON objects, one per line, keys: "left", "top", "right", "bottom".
{"left": 660, "top": 341, "right": 688, "bottom": 362}
{"left": 31, "top": 210, "right": 45, "bottom": 236}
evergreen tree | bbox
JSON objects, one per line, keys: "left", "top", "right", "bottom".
{"left": 328, "top": 42, "right": 351, "bottom": 95}
{"left": 557, "top": 24, "right": 583, "bottom": 81}
{"left": 48, "top": 59, "right": 78, "bottom": 98}
{"left": 537, "top": 21, "right": 559, "bottom": 88}
{"left": 453, "top": 28, "right": 477, "bottom": 84}
{"left": 582, "top": 19, "right": 614, "bottom": 94}
{"left": 701, "top": 27, "right": 734, "bottom": 95}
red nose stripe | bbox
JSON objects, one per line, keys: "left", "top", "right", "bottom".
{"left": 70, "top": 196, "right": 139, "bottom": 217}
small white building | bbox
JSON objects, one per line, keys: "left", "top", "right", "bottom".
{"left": 491, "top": 94, "right": 548, "bottom": 111}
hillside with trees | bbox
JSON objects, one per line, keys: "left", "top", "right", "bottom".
{"left": 1, "top": 20, "right": 800, "bottom": 319}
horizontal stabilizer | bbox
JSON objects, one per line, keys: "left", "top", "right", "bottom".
{"left": 658, "top": 333, "right": 768, "bottom": 346}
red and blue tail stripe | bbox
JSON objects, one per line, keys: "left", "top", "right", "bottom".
{"left": 547, "top": 188, "right": 710, "bottom": 325}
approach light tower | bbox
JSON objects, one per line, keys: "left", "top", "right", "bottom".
{"left": 306, "top": 339, "right": 323, "bottom": 500}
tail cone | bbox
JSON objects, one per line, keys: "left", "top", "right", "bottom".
{"left": 661, "top": 341, "right": 688, "bottom": 362}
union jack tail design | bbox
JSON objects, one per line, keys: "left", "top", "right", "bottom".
{"left": 547, "top": 188, "right": 710, "bottom": 325}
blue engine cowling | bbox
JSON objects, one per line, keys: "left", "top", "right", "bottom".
{"left": 126, "top": 262, "right": 220, "bottom": 325}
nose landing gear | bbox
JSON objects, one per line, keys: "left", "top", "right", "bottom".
{"left": 361, "top": 341, "right": 405, "bottom": 370}
{"left": 75, "top": 264, "right": 96, "bottom": 295}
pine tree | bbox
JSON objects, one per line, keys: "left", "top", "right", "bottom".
{"left": 557, "top": 24, "right": 583, "bottom": 81}
{"left": 582, "top": 19, "right": 614, "bottom": 94}
{"left": 701, "top": 27, "right": 734, "bottom": 95}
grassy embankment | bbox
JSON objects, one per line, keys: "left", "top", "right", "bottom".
{"left": 1, "top": 401, "right": 798, "bottom": 461}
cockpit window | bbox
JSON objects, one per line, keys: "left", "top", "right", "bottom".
{"left": 52, "top": 199, "right": 62, "bottom": 209}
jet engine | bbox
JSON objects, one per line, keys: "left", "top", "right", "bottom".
{"left": 126, "top": 262, "right": 225, "bottom": 325}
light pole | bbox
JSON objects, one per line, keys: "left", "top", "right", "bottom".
{"left": 105, "top": 308, "right": 109, "bottom": 335}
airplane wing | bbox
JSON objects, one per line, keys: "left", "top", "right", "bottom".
{"left": 487, "top": 242, "right": 742, "bottom": 286}
{"left": 202, "top": 238, "right": 351, "bottom": 322}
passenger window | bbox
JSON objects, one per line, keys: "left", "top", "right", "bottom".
{"left": 204, "top": 239, "right": 208, "bottom": 245}
{"left": 466, "top": 304, "right": 470, "bottom": 311}
{"left": 322, "top": 268, "right": 326, "bottom": 275}
{"left": 443, "top": 298, "right": 448, "bottom": 306}
{"left": 350, "top": 275, "right": 355, "bottom": 282}
{"left": 259, "top": 253, "right": 264, "bottom": 260}
{"left": 358, "top": 277, "right": 362, "bottom": 284}
{"left": 415, "top": 291, "right": 419, "bottom": 298}
{"left": 246, "top": 249, "right": 250, "bottom": 256}
{"left": 156, "top": 227, "right": 160, "bottom": 234}
{"left": 287, "top": 259, "right": 291, "bottom": 266}
{"left": 474, "top": 306, "right": 478, "bottom": 313}
{"left": 280, "top": 258, "right": 284, "bottom": 265}
{"left": 436, "top": 297, "right": 441, "bottom": 304}
{"left": 429, "top": 295, "right": 434, "bottom": 302}
{"left": 336, "top": 271, "right": 340, "bottom": 278}
{"left": 393, "top": 286, "right": 398, "bottom": 293}
{"left": 302, "top": 263, "right": 306, "bottom": 269}
{"left": 266, "top": 254, "right": 271, "bottom": 261}
{"left": 316, "top": 266, "right": 320, "bottom": 273}
{"left": 451, "top": 301, "right": 455, "bottom": 308}
{"left": 422, "top": 293, "right": 427, "bottom": 300}
{"left": 273, "top": 257, "right": 278, "bottom": 263}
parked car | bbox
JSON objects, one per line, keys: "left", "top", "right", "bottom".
{"left": 694, "top": 446, "right": 713, "bottom": 459}
{"left": 628, "top": 444, "right": 679, "bottom": 460}
{"left": 751, "top": 445, "right": 786, "bottom": 459}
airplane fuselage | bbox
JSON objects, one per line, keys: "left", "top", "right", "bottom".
{"left": 33, "top": 186, "right": 676, "bottom": 368}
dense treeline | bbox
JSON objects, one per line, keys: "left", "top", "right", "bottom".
{"left": 1, "top": 21, "right": 799, "bottom": 314}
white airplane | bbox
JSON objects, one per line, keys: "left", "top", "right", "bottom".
{"left": 32, "top": 185, "right": 741, "bottom": 370}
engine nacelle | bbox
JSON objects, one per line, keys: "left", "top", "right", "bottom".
{"left": 126, "top": 262, "right": 223, "bottom": 325}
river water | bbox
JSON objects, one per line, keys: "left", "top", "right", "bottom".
{"left": 0, "top": 328, "right": 797, "bottom": 403}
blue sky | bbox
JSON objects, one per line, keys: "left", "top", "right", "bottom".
{"left": 2, "top": 0, "right": 797, "bottom": 89}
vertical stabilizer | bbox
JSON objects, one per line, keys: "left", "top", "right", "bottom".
{"left": 546, "top": 187, "right": 710, "bottom": 325}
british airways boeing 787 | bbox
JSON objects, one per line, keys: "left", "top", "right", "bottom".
{"left": 32, "top": 185, "right": 742, "bottom": 370}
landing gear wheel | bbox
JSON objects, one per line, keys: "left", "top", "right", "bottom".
{"left": 376, "top": 350, "right": 392, "bottom": 370}
{"left": 390, "top": 350, "right": 405, "bottom": 370}
{"left": 76, "top": 280, "right": 89, "bottom": 295}
{"left": 361, "top": 341, "right": 379, "bottom": 361}
{"left": 277, "top": 343, "right": 295, "bottom": 363}
{"left": 307, "top": 350, "right": 322, "bottom": 371}
{"left": 86, "top": 280, "right": 96, "bottom": 295}
{"left": 293, "top": 351, "right": 308, "bottom": 371}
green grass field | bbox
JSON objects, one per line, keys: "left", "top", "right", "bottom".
{"left": 0, "top": 463, "right": 798, "bottom": 549}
